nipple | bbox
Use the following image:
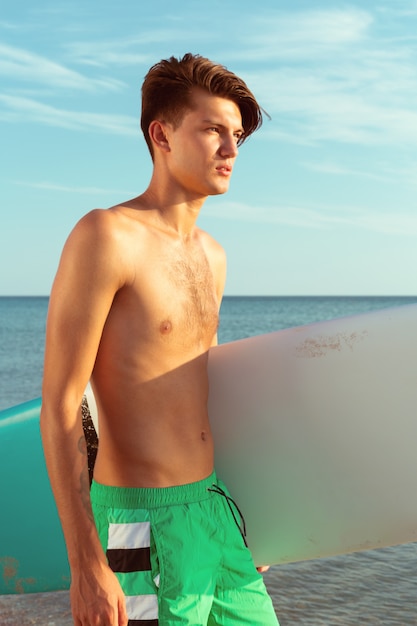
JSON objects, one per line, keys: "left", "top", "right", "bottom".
{"left": 160, "top": 320, "right": 173, "bottom": 334}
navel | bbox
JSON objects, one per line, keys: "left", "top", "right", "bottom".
{"left": 201, "top": 431, "right": 207, "bottom": 442}
{"left": 159, "top": 319, "right": 173, "bottom": 335}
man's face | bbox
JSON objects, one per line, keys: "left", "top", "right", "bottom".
{"left": 163, "top": 89, "right": 244, "bottom": 199}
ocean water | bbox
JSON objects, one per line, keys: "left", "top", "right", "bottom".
{"left": 1, "top": 295, "right": 417, "bottom": 624}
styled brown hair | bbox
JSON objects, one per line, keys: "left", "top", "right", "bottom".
{"left": 141, "top": 53, "right": 264, "bottom": 158}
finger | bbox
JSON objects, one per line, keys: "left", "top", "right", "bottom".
{"left": 118, "top": 597, "right": 129, "bottom": 626}
{"left": 257, "top": 565, "right": 270, "bottom": 573}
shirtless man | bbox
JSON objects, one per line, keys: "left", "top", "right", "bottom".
{"left": 41, "top": 53, "right": 278, "bottom": 626}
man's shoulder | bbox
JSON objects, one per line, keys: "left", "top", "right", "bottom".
{"left": 62, "top": 208, "right": 144, "bottom": 274}
{"left": 198, "top": 228, "right": 227, "bottom": 268}
{"left": 197, "top": 227, "right": 225, "bottom": 254}
{"left": 78, "top": 206, "right": 132, "bottom": 228}
{"left": 58, "top": 207, "right": 142, "bottom": 291}
{"left": 71, "top": 207, "right": 117, "bottom": 233}
{"left": 70, "top": 206, "right": 147, "bottom": 244}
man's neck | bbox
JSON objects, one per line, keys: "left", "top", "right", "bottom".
{"left": 139, "top": 177, "right": 207, "bottom": 237}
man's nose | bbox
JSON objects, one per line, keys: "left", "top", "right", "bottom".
{"left": 220, "top": 134, "right": 239, "bottom": 158}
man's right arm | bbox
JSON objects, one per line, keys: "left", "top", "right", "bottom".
{"left": 40, "top": 209, "right": 129, "bottom": 625}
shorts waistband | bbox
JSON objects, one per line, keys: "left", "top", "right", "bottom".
{"left": 90, "top": 471, "right": 217, "bottom": 509}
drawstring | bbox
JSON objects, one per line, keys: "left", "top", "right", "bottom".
{"left": 208, "top": 484, "right": 248, "bottom": 547}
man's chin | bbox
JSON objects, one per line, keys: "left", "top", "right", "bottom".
{"left": 209, "top": 183, "right": 230, "bottom": 197}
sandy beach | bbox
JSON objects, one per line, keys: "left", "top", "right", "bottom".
{"left": 0, "top": 590, "right": 72, "bottom": 625}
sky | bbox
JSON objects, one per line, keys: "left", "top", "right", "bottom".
{"left": 1, "top": 0, "right": 417, "bottom": 296}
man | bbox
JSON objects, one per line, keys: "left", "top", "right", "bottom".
{"left": 41, "top": 53, "right": 278, "bottom": 625}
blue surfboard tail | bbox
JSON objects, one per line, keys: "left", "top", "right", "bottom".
{"left": 0, "top": 397, "right": 70, "bottom": 594}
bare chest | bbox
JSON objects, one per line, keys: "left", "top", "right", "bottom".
{"left": 107, "top": 241, "right": 220, "bottom": 351}
{"left": 157, "top": 249, "right": 219, "bottom": 344}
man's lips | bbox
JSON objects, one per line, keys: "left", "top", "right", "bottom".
{"left": 216, "top": 165, "right": 232, "bottom": 175}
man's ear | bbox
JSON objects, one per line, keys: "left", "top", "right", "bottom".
{"left": 148, "top": 120, "right": 171, "bottom": 153}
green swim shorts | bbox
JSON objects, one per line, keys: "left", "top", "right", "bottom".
{"left": 91, "top": 471, "right": 279, "bottom": 625}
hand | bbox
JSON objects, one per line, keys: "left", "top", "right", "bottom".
{"left": 71, "top": 561, "right": 128, "bottom": 626}
{"left": 257, "top": 565, "right": 270, "bottom": 573}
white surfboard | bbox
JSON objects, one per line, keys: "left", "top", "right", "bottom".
{"left": 86, "top": 304, "right": 417, "bottom": 567}
{"left": 207, "top": 304, "right": 417, "bottom": 566}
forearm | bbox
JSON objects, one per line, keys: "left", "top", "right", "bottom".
{"left": 40, "top": 403, "right": 106, "bottom": 570}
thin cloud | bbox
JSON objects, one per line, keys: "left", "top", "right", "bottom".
{"left": 0, "top": 94, "right": 138, "bottom": 135}
{"left": 66, "top": 33, "right": 177, "bottom": 67}
{"left": 64, "top": 7, "right": 373, "bottom": 69}
{"left": 245, "top": 55, "right": 417, "bottom": 147}
{"left": 0, "top": 20, "right": 20, "bottom": 30}
{"left": 65, "top": 22, "right": 216, "bottom": 68}
{"left": 205, "top": 200, "right": 342, "bottom": 230}
{"left": 378, "top": 0, "right": 417, "bottom": 16}
{"left": 301, "top": 161, "right": 392, "bottom": 184}
{"left": 0, "top": 43, "right": 124, "bottom": 92}
{"left": 224, "top": 7, "right": 372, "bottom": 64}
{"left": 207, "top": 200, "right": 417, "bottom": 236}
{"left": 302, "top": 160, "right": 417, "bottom": 187}
{"left": 13, "top": 181, "right": 135, "bottom": 195}
{"left": 219, "top": 7, "right": 417, "bottom": 148}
